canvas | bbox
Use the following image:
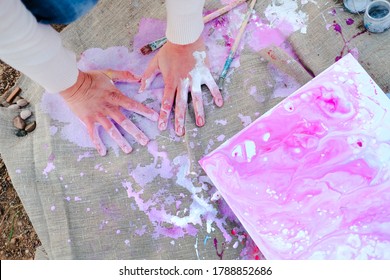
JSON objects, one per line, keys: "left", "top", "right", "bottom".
{"left": 200, "top": 54, "right": 390, "bottom": 260}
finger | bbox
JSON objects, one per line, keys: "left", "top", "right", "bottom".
{"left": 158, "top": 81, "right": 176, "bottom": 131}
{"left": 115, "top": 92, "right": 159, "bottom": 121}
{"left": 190, "top": 79, "right": 205, "bottom": 127}
{"left": 85, "top": 121, "right": 107, "bottom": 157}
{"left": 203, "top": 71, "right": 224, "bottom": 107}
{"left": 110, "top": 110, "right": 150, "bottom": 146}
{"left": 97, "top": 116, "right": 133, "bottom": 154}
{"left": 175, "top": 78, "right": 189, "bottom": 136}
{"left": 140, "top": 56, "right": 160, "bottom": 92}
{"left": 104, "top": 69, "right": 141, "bottom": 83}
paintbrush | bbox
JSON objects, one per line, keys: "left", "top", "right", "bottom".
{"left": 218, "top": 0, "right": 257, "bottom": 91}
{"left": 140, "top": 0, "right": 248, "bottom": 55}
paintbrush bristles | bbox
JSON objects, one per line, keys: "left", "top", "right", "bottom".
{"left": 140, "top": 45, "right": 153, "bottom": 55}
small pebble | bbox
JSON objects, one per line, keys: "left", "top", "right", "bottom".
{"left": 8, "top": 104, "right": 20, "bottom": 110}
{"left": 20, "top": 109, "right": 32, "bottom": 120}
{"left": 13, "top": 116, "right": 26, "bottom": 129}
{"left": 16, "top": 98, "right": 29, "bottom": 108}
{"left": 25, "top": 121, "right": 36, "bottom": 133}
{"left": 13, "top": 96, "right": 22, "bottom": 103}
{"left": 1, "top": 101, "right": 10, "bottom": 107}
{"left": 15, "top": 129, "right": 28, "bottom": 137}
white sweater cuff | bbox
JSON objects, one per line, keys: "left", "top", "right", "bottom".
{"left": 166, "top": 0, "right": 205, "bottom": 45}
{"left": 0, "top": 0, "right": 78, "bottom": 93}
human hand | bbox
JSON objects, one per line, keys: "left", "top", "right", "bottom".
{"left": 60, "top": 70, "right": 159, "bottom": 156}
{"left": 140, "top": 37, "right": 223, "bottom": 136}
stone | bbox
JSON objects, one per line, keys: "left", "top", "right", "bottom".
{"left": 6, "top": 87, "right": 21, "bottom": 103}
{"left": 20, "top": 109, "right": 32, "bottom": 120}
{"left": 15, "top": 129, "right": 28, "bottom": 137}
{"left": 1, "top": 101, "right": 9, "bottom": 107}
{"left": 13, "top": 116, "right": 26, "bottom": 130}
{"left": 25, "top": 121, "right": 36, "bottom": 133}
{"left": 7, "top": 104, "right": 19, "bottom": 110}
{"left": 16, "top": 98, "right": 29, "bottom": 108}
{"left": 13, "top": 96, "right": 22, "bottom": 103}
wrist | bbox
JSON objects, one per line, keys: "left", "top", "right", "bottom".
{"left": 60, "top": 70, "right": 90, "bottom": 101}
{"left": 166, "top": 37, "right": 204, "bottom": 52}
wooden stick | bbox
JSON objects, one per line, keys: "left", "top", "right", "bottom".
{"left": 6, "top": 87, "right": 21, "bottom": 104}
{"left": 259, "top": 45, "right": 313, "bottom": 85}
{"left": 218, "top": 0, "right": 257, "bottom": 90}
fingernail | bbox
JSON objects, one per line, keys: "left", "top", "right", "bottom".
{"left": 123, "top": 145, "right": 133, "bottom": 154}
{"left": 139, "top": 135, "right": 149, "bottom": 146}
{"left": 216, "top": 97, "right": 223, "bottom": 107}
{"left": 177, "top": 126, "right": 184, "bottom": 136}
{"left": 158, "top": 120, "right": 166, "bottom": 130}
{"left": 197, "top": 116, "right": 204, "bottom": 126}
{"left": 98, "top": 146, "right": 107, "bottom": 156}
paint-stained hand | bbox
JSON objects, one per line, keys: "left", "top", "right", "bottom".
{"left": 60, "top": 70, "right": 159, "bottom": 156}
{"left": 140, "top": 37, "right": 223, "bottom": 136}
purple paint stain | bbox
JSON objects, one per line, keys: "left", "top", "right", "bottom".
{"left": 333, "top": 23, "right": 342, "bottom": 34}
{"left": 213, "top": 238, "right": 225, "bottom": 260}
{"left": 346, "top": 18, "right": 355, "bottom": 25}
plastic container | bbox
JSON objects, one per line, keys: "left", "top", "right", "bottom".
{"left": 364, "top": 0, "right": 390, "bottom": 33}
{"left": 344, "top": 0, "right": 372, "bottom": 13}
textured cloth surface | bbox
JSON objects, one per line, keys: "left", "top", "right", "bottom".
{"left": 1, "top": 0, "right": 388, "bottom": 259}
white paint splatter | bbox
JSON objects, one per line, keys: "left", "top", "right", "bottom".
{"left": 215, "top": 119, "right": 228, "bottom": 126}
{"left": 264, "top": 0, "right": 309, "bottom": 34}
{"left": 238, "top": 113, "right": 252, "bottom": 127}
{"left": 217, "top": 135, "right": 226, "bottom": 142}
{"left": 42, "top": 162, "right": 55, "bottom": 178}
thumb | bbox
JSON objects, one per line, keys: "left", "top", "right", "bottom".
{"left": 139, "top": 56, "right": 160, "bottom": 93}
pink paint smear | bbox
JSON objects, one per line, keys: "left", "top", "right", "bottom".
{"left": 200, "top": 54, "right": 390, "bottom": 259}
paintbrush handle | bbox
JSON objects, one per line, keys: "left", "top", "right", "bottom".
{"left": 203, "top": 0, "right": 247, "bottom": 23}
{"left": 218, "top": 0, "right": 257, "bottom": 88}
{"left": 230, "top": 0, "right": 256, "bottom": 54}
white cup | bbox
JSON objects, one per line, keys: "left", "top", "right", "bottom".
{"left": 344, "top": 0, "right": 373, "bottom": 13}
{"left": 364, "top": 0, "right": 390, "bottom": 33}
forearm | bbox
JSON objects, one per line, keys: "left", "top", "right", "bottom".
{"left": 165, "top": 0, "right": 205, "bottom": 45}
{"left": 0, "top": 0, "right": 78, "bottom": 93}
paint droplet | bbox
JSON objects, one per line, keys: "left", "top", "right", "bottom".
{"left": 333, "top": 22, "right": 342, "bottom": 34}
{"left": 263, "top": 132, "right": 271, "bottom": 142}
{"left": 50, "top": 206, "right": 55, "bottom": 211}
{"left": 346, "top": 18, "right": 354, "bottom": 25}
{"left": 211, "top": 191, "right": 222, "bottom": 201}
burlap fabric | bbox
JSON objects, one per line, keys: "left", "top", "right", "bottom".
{"left": 0, "top": 0, "right": 388, "bottom": 259}
{"left": 289, "top": 0, "right": 390, "bottom": 92}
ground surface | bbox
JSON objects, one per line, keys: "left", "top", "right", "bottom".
{"left": 0, "top": 24, "right": 65, "bottom": 260}
{"left": 0, "top": 60, "right": 42, "bottom": 260}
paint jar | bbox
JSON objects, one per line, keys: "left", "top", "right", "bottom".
{"left": 364, "top": 0, "right": 390, "bottom": 33}
{"left": 344, "top": 0, "right": 372, "bottom": 13}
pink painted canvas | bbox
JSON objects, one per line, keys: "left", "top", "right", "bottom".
{"left": 200, "top": 54, "right": 390, "bottom": 260}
